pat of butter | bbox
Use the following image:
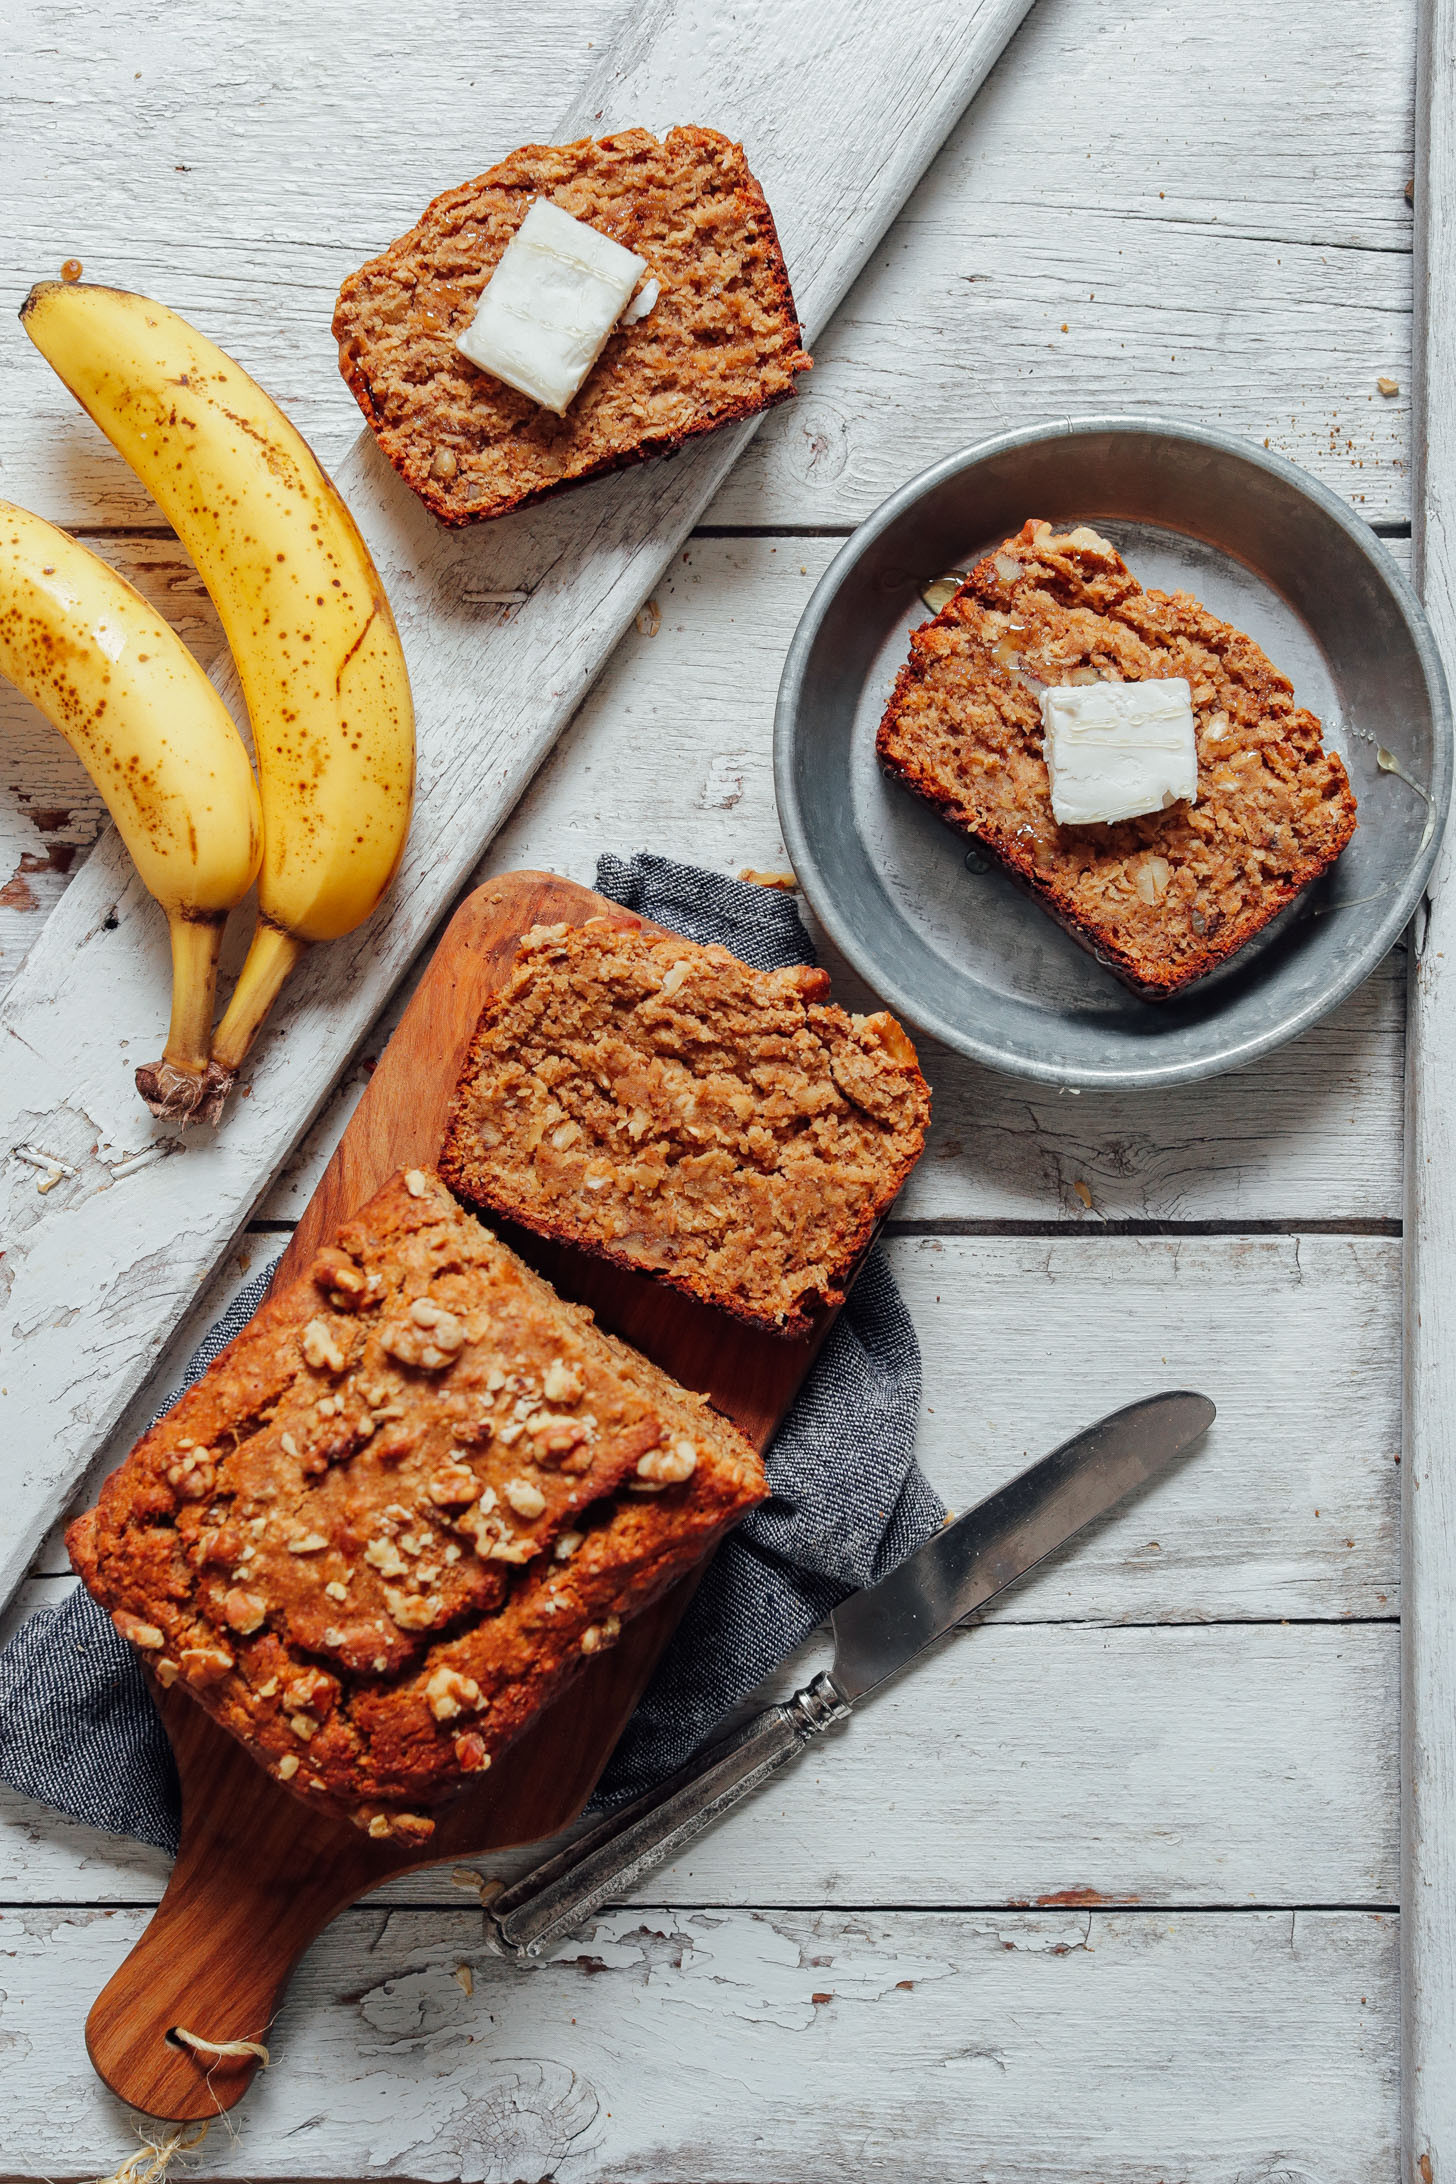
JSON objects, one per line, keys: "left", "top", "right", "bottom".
{"left": 1040, "top": 677, "right": 1198, "bottom": 827}
{"left": 457, "top": 198, "right": 647, "bottom": 416}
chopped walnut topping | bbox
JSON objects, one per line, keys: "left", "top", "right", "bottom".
{"left": 381, "top": 1303, "right": 467, "bottom": 1371}
{"left": 554, "top": 1530, "right": 584, "bottom": 1562}
{"left": 164, "top": 1447, "right": 216, "bottom": 1502}
{"left": 392, "top": 1811, "right": 436, "bottom": 1844}
{"left": 180, "top": 1645, "right": 234, "bottom": 1685}
{"left": 285, "top": 1666, "right": 336, "bottom": 1709}
{"left": 526, "top": 1412, "right": 588, "bottom": 1460}
{"left": 637, "top": 1439, "right": 698, "bottom": 1484}
{"left": 504, "top": 1477, "right": 546, "bottom": 1519}
{"left": 276, "top": 1753, "right": 300, "bottom": 1781}
{"left": 112, "top": 1609, "right": 164, "bottom": 1650}
{"left": 222, "top": 1589, "right": 267, "bottom": 1636}
{"left": 302, "top": 1318, "right": 348, "bottom": 1375}
{"left": 373, "top": 1424, "right": 422, "bottom": 1462}
{"left": 287, "top": 1531, "right": 329, "bottom": 1554}
{"left": 288, "top": 1711, "right": 318, "bottom": 1741}
{"left": 154, "top": 1658, "right": 180, "bottom": 1688}
{"left": 580, "top": 1613, "right": 622, "bottom": 1655}
{"left": 367, "top": 1812, "right": 392, "bottom": 1838}
{"left": 426, "top": 1463, "right": 480, "bottom": 1508}
{"left": 384, "top": 1586, "right": 447, "bottom": 1630}
{"left": 256, "top": 1675, "right": 279, "bottom": 1699}
{"left": 425, "top": 1666, "right": 484, "bottom": 1720}
{"left": 365, "top": 1538, "right": 409, "bottom": 1579}
{"left": 311, "top": 1247, "right": 370, "bottom": 1309}
{"left": 454, "top": 1733, "right": 491, "bottom": 1772}
{"left": 324, "top": 1579, "right": 349, "bottom": 1602}
{"left": 404, "top": 1168, "right": 430, "bottom": 1198}
{"left": 542, "top": 1358, "right": 584, "bottom": 1405}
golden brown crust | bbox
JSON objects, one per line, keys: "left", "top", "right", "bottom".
{"left": 332, "top": 126, "right": 811, "bottom": 528}
{"left": 875, "top": 519, "right": 1358, "bottom": 997}
{"left": 67, "top": 1170, "right": 766, "bottom": 1836}
{"left": 438, "top": 920, "right": 931, "bottom": 1339}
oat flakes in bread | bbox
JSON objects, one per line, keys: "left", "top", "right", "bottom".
{"left": 67, "top": 1168, "right": 767, "bottom": 1841}
{"left": 438, "top": 916, "right": 931, "bottom": 1338}
{"left": 332, "top": 127, "right": 810, "bottom": 527}
{"left": 876, "top": 519, "right": 1358, "bottom": 996}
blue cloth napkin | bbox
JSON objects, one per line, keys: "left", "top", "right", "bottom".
{"left": 0, "top": 853, "right": 942, "bottom": 1847}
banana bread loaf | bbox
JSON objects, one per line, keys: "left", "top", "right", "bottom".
{"left": 438, "top": 915, "right": 931, "bottom": 1338}
{"left": 332, "top": 126, "right": 810, "bottom": 527}
{"left": 67, "top": 1168, "right": 767, "bottom": 1841}
{"left": 876, "top": 520, "right": 1358, "bottom": 996}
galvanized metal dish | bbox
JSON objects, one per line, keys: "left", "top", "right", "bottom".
{"left": 773, "top": 418, "right": 1452, "bottom": 1087}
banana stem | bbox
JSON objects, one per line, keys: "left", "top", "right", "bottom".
{"left": 134, "top": 914, "right": 225, "bottom": 1124}
{"left": 198, "top": 921, "right": 308, "bottom": 1124}
{"left": 163, "top": 915, "right": 224, "bottom": 1075}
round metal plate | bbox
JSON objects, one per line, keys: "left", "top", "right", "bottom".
{"left": 773, "top": 418, "right": 1452, "bottom": 1088}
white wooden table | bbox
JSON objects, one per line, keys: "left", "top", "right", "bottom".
{"left": 0, "top": 0, "right": 1438, "bottom": 2175}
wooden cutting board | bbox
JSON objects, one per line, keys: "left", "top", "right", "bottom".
{"left": 82, "top": 869, "right": 841, "bottom": 2122}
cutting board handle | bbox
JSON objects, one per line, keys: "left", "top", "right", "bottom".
{"left": 85, "top": 1744, "right": 388, "bottom": 2121}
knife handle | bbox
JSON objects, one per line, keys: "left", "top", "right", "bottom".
{"left": 485, "top": 1671, "right": 850, "bottom": 1958}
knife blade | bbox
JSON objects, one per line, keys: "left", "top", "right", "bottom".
{"left": 829, "top": 1388, "right": 1216, "bottom": 1704}
{"left": 485, "top": 1389, "right": 1215, "bottom": 1957}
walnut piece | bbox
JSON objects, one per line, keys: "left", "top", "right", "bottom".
{"left": 302, "top": 1318, "right": 348, "bottom": 1374}
{"left": 425, "top": 1666, "right": 484, "bottom": 1720}
{"left": 637, "top": 1439, "right": 698, "bottom": 1484}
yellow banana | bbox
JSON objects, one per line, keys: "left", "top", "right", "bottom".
{"left": 22, "top": 280, "right": 415, "bottom": 1123}
{"left": 0, "top": 499, "right": 262, "bottom": 1104}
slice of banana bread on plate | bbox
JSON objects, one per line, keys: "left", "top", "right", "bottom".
{"left": 438, "top": 916, "right": 931, "bottom": 1338}
{"left": 332, "top": 126, "right": 810, "bottom": 526}
{"left": 876, "top": 519, "right": 1358, "bottom": 997}
{"left": 67, "top": 1167, "right": 766, "bottom": 1842}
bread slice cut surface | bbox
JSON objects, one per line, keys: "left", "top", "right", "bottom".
{"left": 333, "top": 126, "right": 810, "bottom": 526}
{"left": 875, "top": 520, "right": 1358, "bottom": 996}
{"left": 439, "top": 916, "right": 931, "bottom": 1338}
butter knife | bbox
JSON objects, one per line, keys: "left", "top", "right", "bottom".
{"left": 484, "top": 1389, "right": 1215, "bottom": 1957}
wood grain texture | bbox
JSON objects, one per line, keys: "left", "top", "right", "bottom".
{"left": 0, "top": 0, "right": 1034, "bottom": 1623}
{"left": 0, "top": 0, "right": 1424, "bottom": 2172}
{"left": 1404, "top": 1, "right": 1456, "bottom": 2174}
{"left": 0, "top": 1906, "right": 1397, "bottom": 2181}
{"left": 4, "top": 535, "right": 1408, "bottom": 1224}
{"left": 82, "top": 870, "right": 846, "bottom": 2122}
{"left": 18, "top": 1223, "right": 1402, "bottom": 1617}
{"left": 1, "top": 1608, "right": 1397, "bottom": 1912}
{"left": 0, "top": 0, "right": 1416, "bottom": 531}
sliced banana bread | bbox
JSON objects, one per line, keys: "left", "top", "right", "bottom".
{"left": 438, "top": 916, "right": 931, "bottom": 1338}
{"left": 332, "top": 126, "right": 810, "bottom": 526}
{"left": 876, "top": 520, "right": 1358, "bottom": 996}
{"left": 67, "top": 1168, "right": 766, "bottom": 1840}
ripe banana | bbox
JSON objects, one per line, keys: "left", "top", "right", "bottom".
{"left": 0, "top": 499, "right": 262, "bottom": 1097}
{"left": 23, "top": 280, "right": 416, "bottom": 1124}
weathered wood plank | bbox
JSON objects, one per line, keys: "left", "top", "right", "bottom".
{"left": 0, "top": 1907, "right": 1396, "bottom": 2180}
{"left": 0, "top": 0, "right": 1416, "bottom": 531}
{"left": 28, "top": 1230, "right": 1399, "bottom": 1624}
{"left": 16, "top": 538, "right": 1399, "bottom": 1223}
{"left": 0, "top": 0, "right": 1036, "bottom": 1618}
{"left": 1403, "top": 0, "right": 1456, "bottom": 2172}
{"left": 0, "top": 1609, "right": 1396, "bottom": 1909}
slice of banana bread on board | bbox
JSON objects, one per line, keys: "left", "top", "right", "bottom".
{"left": 438, "top": 916, "right": 931, "bottom": 1339}
{"left": 68, "top": 1168, "right": 767, "bottom": 1841}
{"left": 333, "top": 126, "right": 810, "bottom": 527}
{"left": 876, "top": 520, "right": 1358, "bottom": 997}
